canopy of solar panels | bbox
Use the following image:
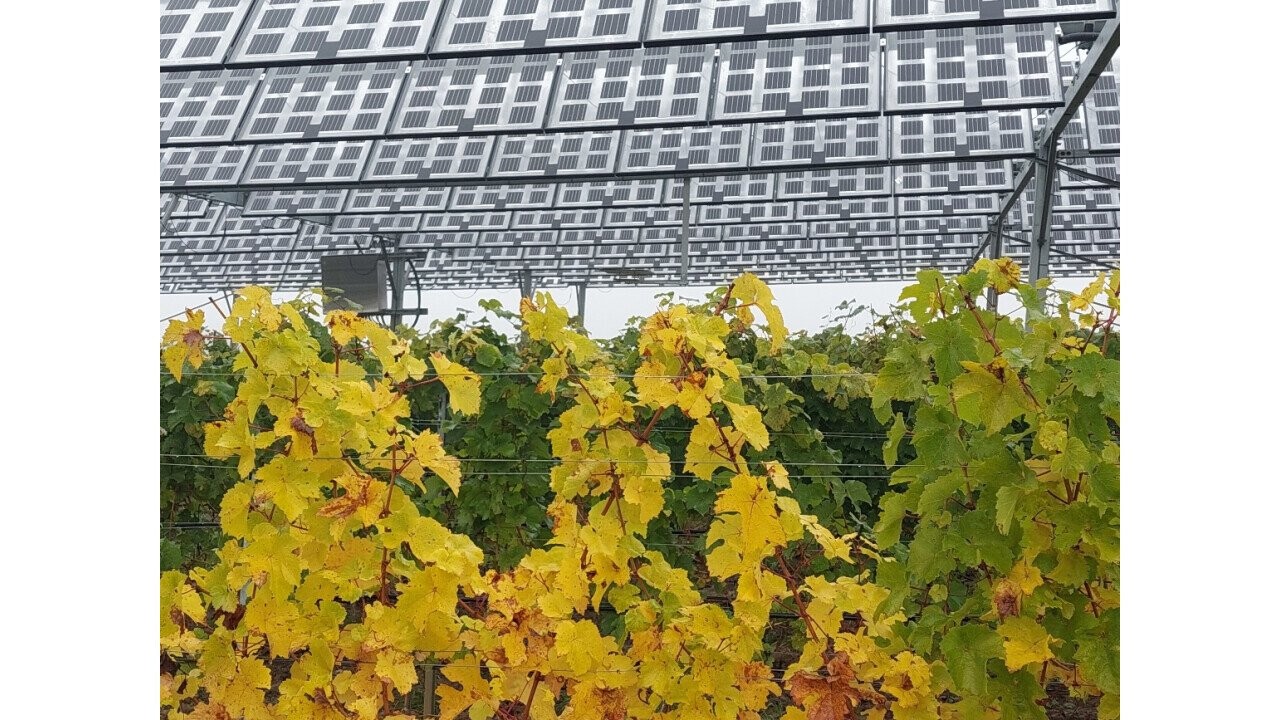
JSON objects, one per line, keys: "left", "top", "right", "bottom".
{"left": 160, "top": 0, "right": 1120, "bottom": 293}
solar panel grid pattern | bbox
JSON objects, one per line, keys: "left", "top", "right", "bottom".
{"left": 552, "top": 44, "right": 713, "bottom": 127}
{"left": 159, "top": 1, "right": 1119, "bottom": 290}
{"left": 160, "top": 0, "right": 255, "bottom": 67}
{"left": 885, "top": 23, "right": 1060, "bottom": 112}
{"left": 431, "top": 0, "right": 642, "bottom": 54}
{"left": 392, "top": 54, "right": 556, "bottom": 133}
{"left": 648, "top": 0, "right": 870, "bottom": 42}
{"left": 714, "top": 34, "right": 879, "bottom": 120}
{"left": 160, "top": 68, "right": 261, "bottom": 142}
{"left": 229, "top": 0, "right": 445, "bottom": 63}
{"left": 241, "top": 63, "right": 405, "bottom": 139}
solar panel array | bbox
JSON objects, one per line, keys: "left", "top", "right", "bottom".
{"left": 159, "top": 0, "right": 1119, "bottom": 292}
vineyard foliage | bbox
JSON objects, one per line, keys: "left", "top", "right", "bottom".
{"left": 160, "top": 265, "right": 1118, "bottom": 720}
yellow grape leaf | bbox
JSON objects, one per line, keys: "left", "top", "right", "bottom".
{"left": 161, "top": 309, "right": 206, "bottom": 381}
{"left": 325, "top": 309, "right": 374, "bottom": 346}
{"left": 1007, "top": 556, "right": 1044, "bottom": 597}
{"left": 431, "top": 352, "right": 481, "bottom": 415}
{"left": 730, "top": 273, "right": 788, "bottom": 352}
{"left": 714, "top": 474, "right": 786, "bottom": 558}
{"left": 998, "top": 617, "right": 1057, "bottom": 671}
{"left": 726, "top": 401, "right": 770, "bottom": 450}
{"left": 412, "top": 430, "right": 461, "bottom": 494}
{"left": 974, "top": 257, "right": 1022, "bottom": 293}
{"left": 554, "top": 619, "right": 617, "bottom": 675}
{"left": 763, "top": 460, "right": 790, "bottom": 491}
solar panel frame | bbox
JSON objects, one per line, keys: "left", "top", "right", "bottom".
{"left": 550, "top": 44, "right": 714, "bottom": 128}
{"left": 431, "top": 0, "right": 643, "bottom": 56}
{"left": 645, "top": 0, "right": 871, "bottom": 43}
{"left": 489, "top": 130, "right": 621, "bottom": 176}
{"left": 619, "top": 125, "right": 752, "bottom": 172}
{"left": 714, "top": 34, "right": 881, "bottom": 121}
{"left": 240, "top": 62, "right": 406, "bottom": 140}
{"left": 243, "top": 188, "right": 351, "bottom": 214}
{"left": 891, "top": 109, "right": 1033, "bottom": 159}
{"left": 161, "top": 68, "right": 261, "bottom": 144}
{"left": 161, "top": 145, "right": 253, "bottom": 186}
{"left": 160, "top": 0, "right": 256, "bottom": 68}
{"left": 390, "top": 54, "right": 556, "bottom": 134}
{"left": 872, "top": 0, "right": 1116, "bottom": 30}
{"left": 244, "top": 140, "right": 375, "bottom": 183}
{"left": 365, "top": 136, "right": 495, "bottom": 180}
{"left": 751, "top": 117, "right": 889, "bottom": 168}
{"left": 885, "top": 23, "right": 1061, "bottom": 112}
{"left": 229, "top": 0, "right": 446, "bottom": 65}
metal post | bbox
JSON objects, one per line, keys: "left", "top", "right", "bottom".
{"left": 985, "top": 221, "right": 1003, "bottom": 312}
{"left": 518, "top": 268, "right": 534, "bottom": 300}
{"left": 389, "top": 257, "right": 407, "bottom": 329}
{"left": 1029, "top": 138, "right": 1059, "bottom": 292}
{"left": 575, "top": 282, "right": 587, "bottom": 326}
{"left": 678, "top": 178, "right": 692, "bottom": 284}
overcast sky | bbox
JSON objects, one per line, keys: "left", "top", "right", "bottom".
{"left": 159, "top": 276, "right": 1095, "bottom": 340}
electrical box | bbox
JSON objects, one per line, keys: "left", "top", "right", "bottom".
{"left": 320, "top": 254, "right": 386, "bottom": 314}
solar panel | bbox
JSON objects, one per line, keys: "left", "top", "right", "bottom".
{"left": 432, "top": 0, "right": 642, "bottom": 55}
{"left": 699, "top": 202, "right": 796, "bottom": 224}
{"left": 795, "top": 197, "right": 894, "bottom": 219}
{"left": 885, "top": 24, "right": 1059, "bottom": 112}
{"left": 418, "top": 211, "right": 512, "bottom": 230}
{"left": 714, "top": 34, "right": 879, "bottom": 121}
{"left": 230, "top": 0, "right": 445, "bottom": 64}
{"left": 161, "top": 193, "right": 213, "bottom": 218}
{"left": 775, "top": 167, "right": 891, "bottom": 198}
{"left": 365, "top": 136, "right": 494, "bottom": 179}
{"left": 1058, "top": 156, "right": 1118, "bottom": 188}
{"left": 401, "top": 230, "right": 483, "bottom": 249}
{"left": 162, "top": 205, "right": 226, "bottom": 236}
{"left": 160, "top": 0, "right": 255, "bottom": 68}
{"left": 551, "top": 45, "right": 713, "bottom": 127}
{"left": 161, "top": 146, "right": 252, "bottom": 186}
{"left": 899, "top": 214, "right": 988, "bottom": 234}
{"left": 245, "top": 140, "right": 374, "bottom": 183}
{"left": 808, "top": 217, "right": 896, "bottom": 236}
{"left": 161, "top": 69, "right": 260, "bottom": 143}
{"left": 891, "top": 110, "right": 1032, "bottom": 159}
{"left": 646, "top": 0, "right": 870, "bottom": 42}
{"left": 618, "top": 125, "right": 750, "bottom": 172}
{"left": 752, "top": 118, "right": 888, "bottom": 167}
{"left": 873, "top": 0, "right": 1115, "bottom": 30}
{"left": 490, "top": 131, "right": 620, "bottom": 176}
{"left": 895, "top": 160, "right": 1013, "bottom": 192}
{"left": 243, "top": 189, "right": 351, "bottom": 214}
{"left": 241, "top": 63, "right": 405, "bottom": 140}
{"left": 391, "top": 55, "right": 556, "bottom": 134}
{"left": 342, "top": 187, "right": 451, "bottom": 212}
{"left": 448, "top": 184, "right": 557, "bottom": 210}
{"left": 217, "top": 204, "right": 304, "bottom": 233}
{"left": 602, "top": 206, "right": 689, "bottom": 226}
{"left": 668, "top": 174, "right": 777, "bottom": 203}
{"left": 1084, "top": 60, "right": 1119, "bottom": 150}
{"left": 555, "top": 179, "right": 667, "bottom": 206}
{"left": 897, "top": 191, "right": 1010, "bottom": 217}
{"left": 510, "top": 208, "right": 606, "bottom": 229}
{"left": 331, "top": 213, "right": 424, "bottom": 232}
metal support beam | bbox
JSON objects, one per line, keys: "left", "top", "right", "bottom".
{"left": 518, "top": 269, "right": 534, "bottom": 300}
{"left": 1056, "top": 162, "right": 1120, "bottom": 189}
{"left": 388, "top": 257, "right": 407, "bottom": 329}
{"left": 678, "top": 178, "right": 692, "bottom": 285}
{"left": 1029, "top": 138, "right": 1059, "bottom": 288}
{"left": 985, "top": 220, "right": 1004, "bottom": 312}
{"left": 970, "top": 17, "right": 1119, "bottom": 270}
{"left": 575, "top": 282, "right": 587, "bottom": 326}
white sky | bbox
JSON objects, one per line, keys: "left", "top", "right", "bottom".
{"left": 159, "top": 276, "right": 1095, "bottom": 339}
